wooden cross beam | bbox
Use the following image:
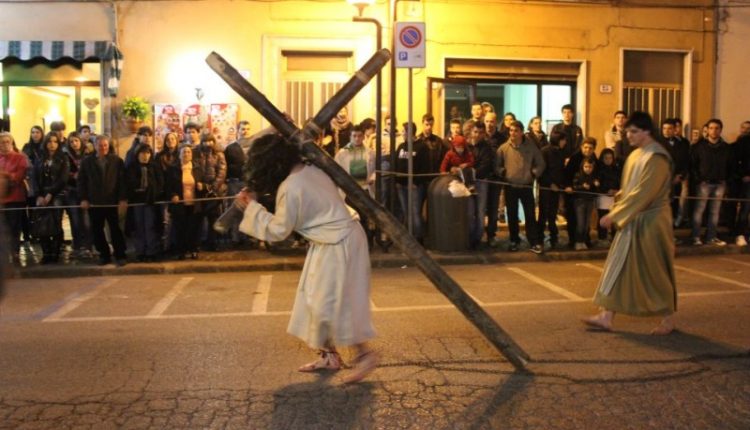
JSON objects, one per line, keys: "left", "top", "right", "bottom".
{"left": 206, "top": 50, "right": 531, "bottom": 371}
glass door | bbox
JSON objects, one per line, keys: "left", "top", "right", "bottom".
{"left": 427, "top": 78, "right": 476, "bottom": 139}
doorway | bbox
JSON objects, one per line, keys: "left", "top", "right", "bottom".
{"left": 0, "top": 58, "right": 101, "bottom": 136}
{"left": 428, "top": 79, "right": 575, "bottom": 138}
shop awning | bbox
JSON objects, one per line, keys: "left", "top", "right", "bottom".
{"left": 0, "top": 40, "right": 124, "bottom": 96}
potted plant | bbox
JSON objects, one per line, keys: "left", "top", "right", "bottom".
{"left": 121, "top": 96, "right": 150, "bottom": 133}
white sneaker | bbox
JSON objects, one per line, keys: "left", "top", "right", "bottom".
{"left": 736, "top": 235, "right": 748, "bottom": 247}
{"left": 574, "top": 242, "right": 588, "bottom": 251}
{"left": 707, "top": 238, "right": 726, "bottom": 247}
{"left": 692, "top": 237, "right": 703, "bottom": 246}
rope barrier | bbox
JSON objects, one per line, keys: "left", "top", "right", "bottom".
{"left": 0, "top": 171, "right": 746, "bottom": 213}
{"left": 375, "top": 169, "right": 750, "bottom": 202}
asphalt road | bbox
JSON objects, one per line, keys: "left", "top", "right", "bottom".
{"left": 1, "top": 255, "right": 749, "bottom": 429}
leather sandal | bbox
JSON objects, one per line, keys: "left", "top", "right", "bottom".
{"left": 297, "top": 350, "right": 342, "bottom": 373}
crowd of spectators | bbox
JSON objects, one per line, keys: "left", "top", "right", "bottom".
{"left": 0, "top": 106, "right": 749, "bottom": 266}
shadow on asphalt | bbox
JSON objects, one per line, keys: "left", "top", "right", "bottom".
{"left": 270, "top": 373, "right": 375, "bottom": 429}
{"left": 616, "top": 330, "right": 750, "bottom": 359}
{"left": 464, "top": 372, "right": 534, "bottom": 430}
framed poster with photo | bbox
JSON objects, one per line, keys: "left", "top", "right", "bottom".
{"left": 153, "top": 104, "right": 183, "bottom": 149}
{"left": 208, "top": 103, "right": 239, "bottom": 149}
{"left": 182, "top": 104, "right": 209, "bottom": 131}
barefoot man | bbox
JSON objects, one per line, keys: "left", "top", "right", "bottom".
{"left": 583, "top": 111, "right": 677, "bottom": 335}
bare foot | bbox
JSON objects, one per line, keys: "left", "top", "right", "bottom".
{"left": 650, "top": 318, "right": 675, "bottom": 336}
{"left": 581, "top": 311, "right": 614, "bottom": 331}
{"left": 343, "top": 350, "right": 378, "bottom": 383}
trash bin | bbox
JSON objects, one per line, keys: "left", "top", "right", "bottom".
{"left": 427, "top": 174, "right": 470, "bottom": 252}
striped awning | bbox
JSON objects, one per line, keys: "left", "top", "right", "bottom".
{"left": 0, "top": 40, "right": 124, "bottom": 96}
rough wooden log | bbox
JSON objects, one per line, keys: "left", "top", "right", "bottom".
{"left": 206, "top": 50, "right": 531, "bottom": 371}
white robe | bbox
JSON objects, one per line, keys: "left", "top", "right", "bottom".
{"left": 239, "top": 165, "right": 375, "bottom": 348}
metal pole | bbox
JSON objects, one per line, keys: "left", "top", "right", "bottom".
{"left": 406, "top": 68, "right": 413, "bottom": 236}
{"left": 206, "top": 50, "right": 531, "bottom": 371}
{"left": 389, "top": 1, "right": 398, "bottom": 214}
{"left": 353, "top": 17, "right": 383, "bottom": 205}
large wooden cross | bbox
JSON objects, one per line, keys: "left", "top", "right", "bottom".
{"left": 206, "top": 49, "right": 530, "bottom": 371}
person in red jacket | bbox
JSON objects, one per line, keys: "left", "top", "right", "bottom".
{"left": 440, "top": 135, "right": 474, "bottom": 174}
{"left": 0, "top": 132, "right": 29, "bottom": 264}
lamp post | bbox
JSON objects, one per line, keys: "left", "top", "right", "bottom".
{"left": 348, "top": 0, "right": 385, "bottom": 207}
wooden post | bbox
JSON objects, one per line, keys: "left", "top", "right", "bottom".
{"left": 206, "top": 51, "right": 531, "bottom": 371}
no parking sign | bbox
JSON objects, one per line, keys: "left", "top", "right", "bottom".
{"left": 395, "top": 22, "right": 425, "bottom": 68}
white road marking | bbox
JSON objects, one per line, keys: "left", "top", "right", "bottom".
{"left": 674, "top": 265, "right": 750, "bottom": 290}
{"left": 251, "top": 275, "right": 273, "bottom": 314}
{"left": 577, "top": 262, "right": 604, "bottom": 273}
{"left": 42, "top": 278, "right": 119, "bottom": 322}
{"left": 39, "top": 289, "right": 750, "bottom": 323}
{"left": 718, "top": 257, "right": 750, "bottom": 268}
{"left": 146, "top": 277, "right": 193, "bottom": 317}
{"left": 506, "top": 267, "right": 585, "bottom": 301}
{"left": 370, "top": 299, "right": 379, "bottom": 311}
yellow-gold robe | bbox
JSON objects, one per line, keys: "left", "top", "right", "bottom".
{"left": 593, "top": 142, "right": 677, "bottom": 316}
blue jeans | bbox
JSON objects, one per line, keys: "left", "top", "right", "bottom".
{"left": 63, "top": 188, "right": 91, "bottom": 250}
{"left": 226, "top": 178, "right": 245, "bottom": 243}
{"left": 574, "top": 198, "right": 595, "bottom": 244}
{"left": 133, "top": 204, "right": 160, "bottom": 257}
{"left": 691, "top": 181, "right": 726, "bottom": 240}
{"left": 396, "top": 183, "right": 425, "bottom": 239}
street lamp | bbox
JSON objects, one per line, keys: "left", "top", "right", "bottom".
{"left": 349, "top": 0, "right": 385, "bottom": 208}
{"left": 347, "top": 0, "right": 375, "bottom": 17}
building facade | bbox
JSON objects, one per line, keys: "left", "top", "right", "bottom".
{"left": 0, "top": 0, "right": 744, "bottom": 150}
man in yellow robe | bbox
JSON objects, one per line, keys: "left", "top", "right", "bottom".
{"left": 583, "top": 111, "right": 677, "bottom": 335}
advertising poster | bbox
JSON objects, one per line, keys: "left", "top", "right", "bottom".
{"left": 182, "top": 104, "right": 209, "bottom": 132}
{"left": 208, "top": 103, "right": 239, "bottom": 149}
{"left": 153, "top": 104, "right": 183, "bottom": 149}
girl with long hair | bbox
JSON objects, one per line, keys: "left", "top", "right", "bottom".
{"left": 32, "top": 132, "right": 69, "bottom": 263}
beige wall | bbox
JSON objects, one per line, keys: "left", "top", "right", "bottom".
{"left": 717, "top": 1, "right": 750, "bottom": 142}
{"left": 2, "top": 0, "right": 719, "bottom": 143}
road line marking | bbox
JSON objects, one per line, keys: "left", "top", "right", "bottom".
{"left": 577, "top": 263, "right": 604, "bottom": 273}
{"left": 41, "top": 290, "right": 750, "bottom": 323}
{"left": 34, "top": 282, "right": 101, "bottom": 320}
{"left": 467, "top": 292, "right": 485, "bottom": 306}
{"left": 370, "top": 299, "right": 379, "bottom": 310}
{"left": 146, "top": 277, "right": 193, "bottom": 317}
{"left": 506, "top": 267, "right": 585, "bottom": 301}
{"left": 680, "top": 290, "right": 750, "bottom": 297}
{"left": 42, "top": 278, "right": 119, "bottom": 322}
{"left": 675, "top": 265, "right": 750, "bottom": 290}
{"left": 718, "top": 257, "right": 750, "bottom": 268}
{"left": 251, "top": 275, "right": 273, "bottom": 314}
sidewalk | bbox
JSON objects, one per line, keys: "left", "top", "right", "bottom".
{"left": 11, "top": 229, "right": 748, "bottom": 279}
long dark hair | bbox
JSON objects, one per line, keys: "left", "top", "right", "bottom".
{"left": 28, "top": 125, "right": 44, "bottom": 145}
{"left": 244, "top": 133, "right": 302, "bottom": 198}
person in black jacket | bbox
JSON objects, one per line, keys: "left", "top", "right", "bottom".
{"left": 223, "top": 121, "right": 249, "bottom": 246}
{"left": 394, "top": 121, "right": 424, "bottom": 239}
{"left": 33, "top": 132, "right": 69, "bottom": 264}
{"left": 732, "top": 127, "right": 750, "bottom": 246}
{"left": 78, "top": 135, "right": 128, "bottom": 266}
{"left": 563, "top": 137, "right": 598, "bottom": 248}
{"left": 469, "top": 121, "right": 496, "bottom": 248}
{"left": 572, "top": 157, "right": 599, "bottom": 250}
{"left": 659, "top": 118, "right": 690, "bottom": 226}
{"left": 690, "top": 119, "right": 733, "bottom": 246}
{"left": 165, "top": 145, "right": 204, "bottom": 259}
{"left": 595, "top": 148, "right": 621, "bottom": 243}
{"left": 126, "top": 144, "right": 164, "bottom": 262}
{"left": 537, "top": 132, "right": 567, "bottom": 248}
{"left": 21, "top": 125, "right": 45, "bottom": 243}
{"left": 63, "top": 132, "right": 92, "bottom": 259}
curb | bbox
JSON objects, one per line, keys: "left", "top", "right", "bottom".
{"left": 11, "top": 244, "right": 746, "bottom": 279}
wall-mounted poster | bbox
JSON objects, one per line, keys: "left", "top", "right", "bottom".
{"left": 208, "top": 103, "right": 239, "bottom": 149}
{"left": 153, "top": 104, "right": 183, "bottom": 149}
{"left": 182, "top": 104, "right": 208, "bottom": 131}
